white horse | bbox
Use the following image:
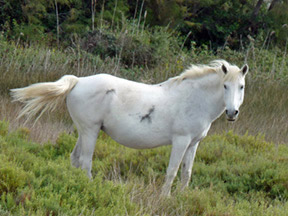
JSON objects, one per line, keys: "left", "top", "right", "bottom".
{"left": 11, "top": 60, "right": 248, "bottom": 196}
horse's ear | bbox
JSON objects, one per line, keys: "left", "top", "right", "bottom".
{"left": 222, "top": 64, "right": 228, "bottom": 74}
{"left": 241, "top": 64, "right": 249, "bottom": 76}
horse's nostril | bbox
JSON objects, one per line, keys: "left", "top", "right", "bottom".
{"left": 226, "top": 110, "right": 239, "bottom": 117}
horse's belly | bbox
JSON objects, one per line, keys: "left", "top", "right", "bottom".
{"left": 103, "top": 119, "right": 171, "bottom": 149}
{"left": 111, "top": 135, "right": 170, "bottom": 149}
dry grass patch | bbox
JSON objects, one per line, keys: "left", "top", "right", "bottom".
{"left": 0, "top": 95, "right": 73, "bottom": 144}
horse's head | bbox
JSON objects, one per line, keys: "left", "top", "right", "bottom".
{"left": 221, "top": 63, "right": 249, "bottom": 121}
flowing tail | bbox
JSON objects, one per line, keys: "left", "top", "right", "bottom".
{"left": 11, "top": 75, "right": 79, "bottom": 122}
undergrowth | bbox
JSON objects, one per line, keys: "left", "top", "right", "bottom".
{"left": 0, "top": 120, "right": 287, "bottom": 215}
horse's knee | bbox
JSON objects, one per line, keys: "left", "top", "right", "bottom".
{"left": 181, "top": 168, "right": 191, "bottom": 178}
{"left": 181, "top": 162, "right": 191, "bottom": 175}
{"left": 79, "top": 154, "right": 93, "bottom": 173}
{"left": 181, "top": 164, "right": 192, "bottom": 187}
{"left": 181, "top": 171, "right": 191, "bottom": 186}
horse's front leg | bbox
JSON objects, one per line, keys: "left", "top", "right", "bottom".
{"left": 180, "top": 141, "right": 199, "bottom": 189}
{"left": 161, "top": 135, "right": 191, "bottom": 196}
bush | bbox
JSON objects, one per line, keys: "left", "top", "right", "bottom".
{"left": 0, "top": 124, "right": 137, "bottom": 215}
{"left": 193, "top": 132, "right": 288, "bottom": 200}
{"left": 0, "top": 161, "right": 29, "bottom": 194}
{"left": 80, "top": 25, "right": 180, "bottom": 69}
{"left": 0, "top": 121, "right": 288, "bottom": 215}
{"left": 81, "top": 30, "right": 117, "bottom": 59}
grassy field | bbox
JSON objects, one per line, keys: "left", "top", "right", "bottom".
{"left": 0, "top": 28, "right": 288, "bottom": 215}
{"left": 0, "top": 120, "right": 288, "bottom": 215}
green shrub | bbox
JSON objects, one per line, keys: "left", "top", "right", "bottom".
{"left": 81, "top": 30, "right": 117, "bottom": 58}
{"left": 0, "top": 122, "right": 288, "bottom": 215}
{"left": 192, "top": 132, "right": 288, "bottom": 201}
{"left": 0, "top": 125, "right": 137, "bottom": 215}
{"left": 0, "top": 160, "right": 29, "bottom": 194}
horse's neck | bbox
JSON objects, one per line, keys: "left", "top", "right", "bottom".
{"left": 180, "top": 74, "right": 225, "bottom": 121}
{"left": 204, "top": 83, "right": 226, "bottom": 121}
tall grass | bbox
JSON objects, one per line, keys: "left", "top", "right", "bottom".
{"left": 210, "top": 81, "right": 288, "bottom": 143}
{"left": 0, "top": 38, "right": 107, "bottom": 93}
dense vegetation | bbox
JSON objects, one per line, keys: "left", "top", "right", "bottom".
{"left": 0, "top": 121, "right": 288, "bottom": 215}
{"left": 1, "top": 0, "right": 288, "bottom": 49}
{"left": 0, "top": 0, "right": 287, "bottom": 215}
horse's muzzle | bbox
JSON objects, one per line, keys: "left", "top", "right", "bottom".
{"left": 225, "top": 109, "right": 239, "bottom": 121}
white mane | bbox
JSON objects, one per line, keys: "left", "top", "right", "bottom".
{"left": 171, "top": 60, "right": 241, "bottom": 83}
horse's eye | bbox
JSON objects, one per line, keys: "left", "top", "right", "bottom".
{"left": 240, "top": 85, "right": 244, "bottom": 90}
{"left": 224, "top": 84, "right": 227, "bottom": 89}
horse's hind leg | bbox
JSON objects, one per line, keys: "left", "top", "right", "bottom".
{"left": 78, "top": 126, "right": 100, "bottom": 179}
{"left": 70, "top": 135, "right": 82, "bottom": 168}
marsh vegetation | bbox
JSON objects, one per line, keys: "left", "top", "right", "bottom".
{"left": 0, "top": 0, "right": 288, "bottom": 215}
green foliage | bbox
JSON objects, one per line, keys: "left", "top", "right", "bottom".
{"left": 1, "top": 0, "right": 288, "bottom": 48}
{"left": 100, "top": 0, "right": 130, "bottom": 24}
{"left": 81, "top": 30, "right": 118, "bottom": 58}
{"left": 0, "top": 161, "right": 29, "bottom": 195}
{"left": 0, "top": 120, "right": 287, "bottom": 215}
{"left": 145, "top": 0, "right": 185, "bottom": 27}
{"left": 80, "top": 22, "right": 181, "bottom": 70}
{"left": 194, "top": 132, "right": 288, "bottom": 200}
{"left": 267, "top": 1, "right": 288, "bottom": 46}
{"left": 0, "top": 121, "right": 9, "bottom": 137}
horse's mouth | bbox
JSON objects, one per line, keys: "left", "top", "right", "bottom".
{"left": 227, "top": 118, "right": 236, "bottom": 122}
